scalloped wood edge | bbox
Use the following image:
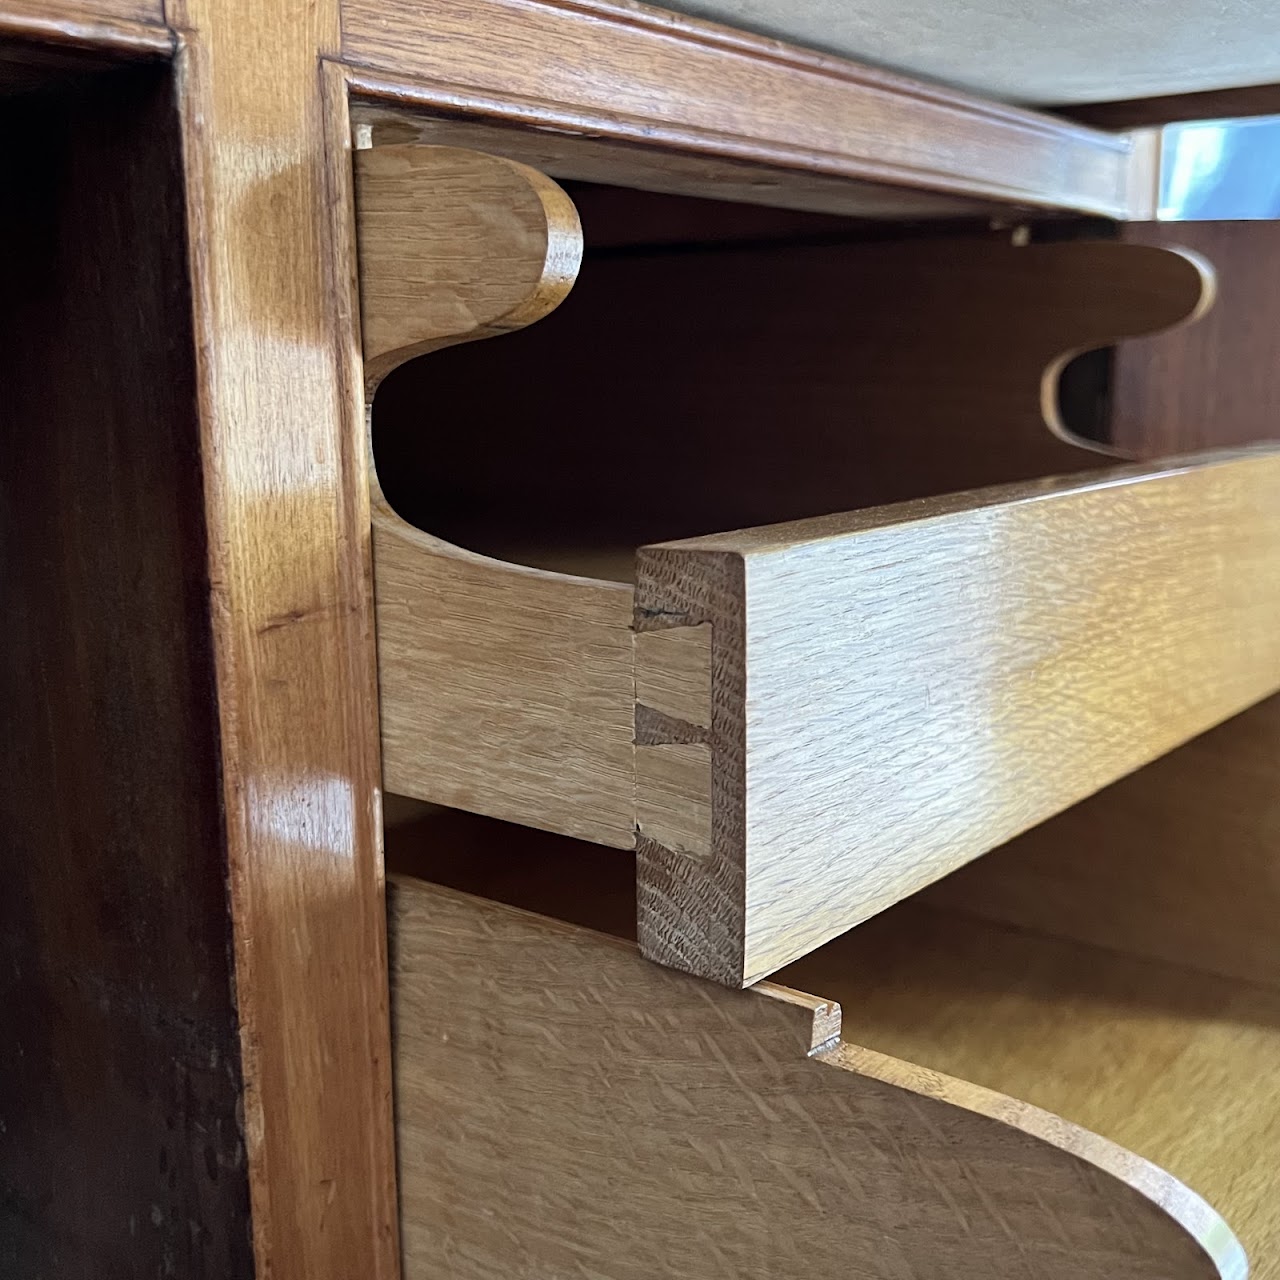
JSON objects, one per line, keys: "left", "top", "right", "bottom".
{"left": 390, "top": 873, "right": 1245, "bottom": 1280}
{"left": 356, "top": 143, "right": 583, "bottom": 388}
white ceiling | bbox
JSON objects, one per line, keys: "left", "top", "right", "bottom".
{"left": 665, "top": 0, "right": 1280, "bottom": 104}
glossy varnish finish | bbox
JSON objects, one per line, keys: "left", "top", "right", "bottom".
{"left": 340, "top": 0, "right": 1147, "bottom": 218}
{"left": 0, "top": 0, "right": 168, "bottom": 51}
{"left": 0, "top": 68, "right": 251, "bottom": 1277}
{"left": 166, "top": 1, "right": 400, "bottom": 1275}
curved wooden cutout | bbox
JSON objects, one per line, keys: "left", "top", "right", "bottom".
{"left": 373, "top": 233, "right": 1213, "bottom": 563}
{"left": 355, "top": 145, "right": 1218, "bottom": 892}
{"left": 390, "top": 871, "right": 1243, "bottom": 1280}
{"left": 1043, "top": 239, "right": 1216, "bottom": 449}
{"left": 355, "top": 143, "right": 583, "bottom": 389}
{"left": 356, "top": 145, "right": 638, "bottom": 847}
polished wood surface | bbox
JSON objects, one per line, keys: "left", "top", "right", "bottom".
{"left": 2, "top": 2, "right": 1274, "bottom": 1275}
{"left": 355, "top": 105, "right": 1012, "bottom": 221}
{"left": 635, "top": 449, "right": 1280, "bottom": 984}
{"left": 389, "top": 866, "right": 1239, "bottom": 1280}
{"left": 166, "top": 3, "right": 400, "bottom": 1275}
{"left": 0, "top": 0, "right": 167, "bottom": 49}
{"left": 783, "top": 901, "right": 1280, "bottom": 1279}
{"left": 0, "top": 66, "right": 251, "bottom": 1277}
{"left": 339, "top": 0, "right": 1145, "bottom": 218}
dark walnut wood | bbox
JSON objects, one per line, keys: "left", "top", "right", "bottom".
{"left": 1067, "top": 82, "right": 1280, "bottom": 128}
{"left": 1109, "top": 221, "right": 1280, "bottom": 456}
{"left": 0, "top": 66, "right": 253, "bottom": 1279}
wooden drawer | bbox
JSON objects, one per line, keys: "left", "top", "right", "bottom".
{"left": 358, "top": 142, "right": 1280, "bottom": 985}
{"left": 631, "top": 453, "right": 1280, "bottom": 983}
{"left": 386, "top": 807, "right": 1275, "bottom": 1280}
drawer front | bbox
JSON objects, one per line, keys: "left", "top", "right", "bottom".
{"left": 635, "top": 450, "right": 1280, "bottom": 983}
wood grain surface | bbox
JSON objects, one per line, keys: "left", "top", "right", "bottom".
{"left": 0, "top": 67, "right": 251, "bottom": 1278}
{"left": 923, "top": 691, "right": 1280, "bottom": 992}
{"left": 355, "top": 105, "right": 1011, "bottom": 221}
{"left": 166, "top": 6, "right": 400, "bottom": 1276}
{"left": 358, "top": 144, "right": 638, "bottom": 846}
{"left": 338, "top": 0, "right": 1145, "bottom": 217}
{"left": 371, "top": 197, "right": 1215, "bottom": 870}
{"left": 389, "top": 870, "right": 1240, "bottom": 1280}
{"left": 636, "top": 449, "right": 1280, "bottom": 984}
{"left": 0, "top": 0, "right": 168, "bottom": 49}
{"left": 374, "top": 526, "right": 637, "bottom": 845}
{"left": 355, "top": 144, "right": 582, "bottom": 386}
{"left": 783, "top": 900, "right": 1280, "bottom": 1278}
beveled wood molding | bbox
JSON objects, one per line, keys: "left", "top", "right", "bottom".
{"left": 335, "top": 0, "right": 1148, "bottom": 219}
{"left": 0, "top": 0, "right": 171, "bottom": 52}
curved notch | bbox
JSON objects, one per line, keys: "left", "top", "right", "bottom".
{"left": 1040, "top": 240, "right": 1215, "bottom": 452}
{"left": 354, "top": 143, "right": 584, "bottom": 391}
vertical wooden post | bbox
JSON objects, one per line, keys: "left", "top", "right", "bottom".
{"left": 165, "top": 0, "right": 401, "bottom": 1272}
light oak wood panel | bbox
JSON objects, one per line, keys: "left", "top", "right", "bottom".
{"left": 389, "top": 871, "right": 1240, "bottom": 1280}
{"left": 374, "top": 526, "right": 637, "bottom": 846}
{"left": 780, "top": 901, "right": 1280, "bottom": 1279}
{"left": 635, "top": 449, "right": 1280, "bottom": 985}
{"left": 337, "top": 0, "right": 1148, "bottom": 217}
{"left": 356, "top": 145, "right": 637, "bottom": 847}
{"left": 356, "top": 143, "right": 582, "bottom": 386}
{"left": 634, "top": 624, "right": 712, "bottom": 727}
{"left": 364, "top": 146, "right": 1214, "bottom": 869}
{"left": 922, "top": 692, "right": 1280, "bottom": 992}
{"left": 167, "top": 5, "right": 399, "bottom": 1276}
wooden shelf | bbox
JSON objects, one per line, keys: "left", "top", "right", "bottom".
{"left": 385, "top": 807, "right": 1257, "bottom": 1280}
